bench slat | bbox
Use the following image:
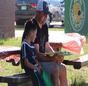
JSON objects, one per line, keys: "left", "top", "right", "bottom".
{"left": 63, "top": 54, "right": 88, "bottom": 69}
{"left": 0, "top": 73, "right": 31, "bottom": 83}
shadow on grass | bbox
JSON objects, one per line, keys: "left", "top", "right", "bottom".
{"left": 71, "top": 78, "right": 88, "bottom": 86}
{"left": 0, "top": 39, "right": 7, "bottom": 45}
{"left": 0, "top": 42, "right": 3, "bottom": 45}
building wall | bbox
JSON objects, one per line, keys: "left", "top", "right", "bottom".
{"left": 0, "top": 0, "right": 15, "bottom": 38}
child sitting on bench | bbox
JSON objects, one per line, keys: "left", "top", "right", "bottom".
{"left": 20, "top": 21, "right": 45, "bottom": 86}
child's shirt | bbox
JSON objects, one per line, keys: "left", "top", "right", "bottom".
{"left": 21, "top": 41, "right": 46, "bottom": 86}
{"left": 21, "top": 41, "right": 37, "bottom": 71}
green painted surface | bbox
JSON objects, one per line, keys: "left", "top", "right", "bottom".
{"left": 65, "top": 0, "right": 88, "bottom": 36}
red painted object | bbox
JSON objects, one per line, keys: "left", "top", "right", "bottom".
{"left": 0, "top": 46, "right": 20, "bottom": 66}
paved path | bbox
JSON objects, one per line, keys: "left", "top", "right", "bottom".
{"left": 15, "top": 30, "right": 24, "bottom": 38}
{"left": 15, "top": 30, "right": 64, "bottom": 38}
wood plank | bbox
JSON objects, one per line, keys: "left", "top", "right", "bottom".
{"left": 0, "top": 46, "right": 20, "bottom": 59}
{"left": 63, "top": 54, "right": 88, "bottom": 69}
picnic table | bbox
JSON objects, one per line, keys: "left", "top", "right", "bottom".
{"left": 0, "top": 44, "right": 88, "bottom": 86}
{"left": 0, "top": 44, "right": 88, "bottom": 69}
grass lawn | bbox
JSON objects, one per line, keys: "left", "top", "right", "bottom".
{"left": 0, "top": 27, "right": 88, "bottom": 86}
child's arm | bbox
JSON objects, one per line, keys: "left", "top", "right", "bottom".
{"left": 24, "top": 58, "right": 42, "bottom": 73}
{"left": 24, "top": 58, "right": 35, "bottom": 70}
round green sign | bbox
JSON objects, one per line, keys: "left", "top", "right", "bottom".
{"left": 69, "top": 0, "right": 85, "bottom": 32}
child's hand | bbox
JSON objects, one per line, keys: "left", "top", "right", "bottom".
{"left": 34, "top": 64, "right": 42, "bottom": 73}
{"left": 37, "top": 65, "right": 42, "bottom": 73}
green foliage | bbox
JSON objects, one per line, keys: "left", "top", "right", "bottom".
{"left": 0, "top": 37, "right": 21, "bottom": 47}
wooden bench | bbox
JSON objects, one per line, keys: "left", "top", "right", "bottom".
{"left": 0, "top": 44, "right": 88, "bottom": 68}
{"left": 63, "top": 54, "right": 88, "bottom": 69}
{"left": 1, "top": 49, "right": 88, "bottom": 69}
{"left": 0, "top": 73, "right": 32, "bottom": 86}
{"left": 0, "top": 43, "right": 88, "bottom": 86}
